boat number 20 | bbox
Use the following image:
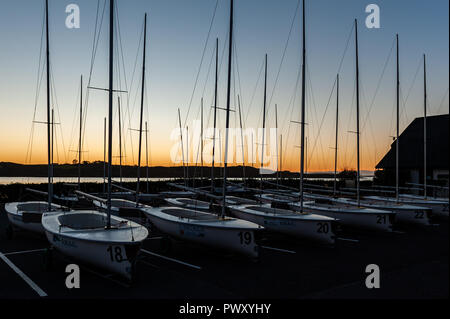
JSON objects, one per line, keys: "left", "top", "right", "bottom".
{"left": 238, "top": 232, "right": 252, "bottom": 245}
{"left": 317, "top": 222, "right": 329, "bottom": 234}
{"left": 107, "top": 246, "right": 124, "bottom": 262}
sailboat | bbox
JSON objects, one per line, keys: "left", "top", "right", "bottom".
{"left": 284, "top": 18, "right": 395, "bottom": 233}
{"left": 42, "top": 0, "right": 148, "bottom": 281}
{"left": 363, "top": 53, "right": 448, "bottom": 219}
{"left": 4, "top": 0, "right": 65, "bottom": 238}
{"left": 229, "top": 0, "right": 337, "bottom": 245}
{"left": 91, "top": 14, "right": 151, "bottom": 224}
{"left": 334, "top": 34, "right": 433, "bottom": 226}
{"left": 140, "top": 0, "right": 261, "bottom": 259}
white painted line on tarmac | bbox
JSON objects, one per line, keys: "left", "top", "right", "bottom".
{"left": 336, "top": 237, "right": 359, "bottom": 243}
{"left": 260, "top": 245, "right": 296, "bottom": 254}
{"left": 141, "top": 249, "right": 202, "bottom": 270}
{"left": 3, "top": 248, "right": 47, "bottom": 256}
{"left": 0, "top": 251, "right": 47, "bottom": 297}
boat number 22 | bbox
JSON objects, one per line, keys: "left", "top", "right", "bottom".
{"left": 238, "top": 232, "right": 252, "bottom": 245}
{"left": 107, "top": 246, "right": 124, "bottom": 263}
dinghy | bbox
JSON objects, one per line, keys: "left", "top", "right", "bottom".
{"left": 4, "top": 201, "right": 65, "bottom": 236}
{"left": 229, "top": 204, "right": 336, "bottom": 245}
{"left": 140, "top": 206, "right": 260, "bottom": 257}
{"left": 165, "top": 197, "right": 211, "bottom": 212}
{"left": 42, "top": 1, "right": 148, "bottom": 281}
{"left": 4, "top": 0, "right": 66, "bottom": 237}
{"left": 42, "top": 210, "right": 147, "bottom": 280}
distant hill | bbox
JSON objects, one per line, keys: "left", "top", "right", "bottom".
{"left": 0, "top": 162, "right": 345, "bottom": 178}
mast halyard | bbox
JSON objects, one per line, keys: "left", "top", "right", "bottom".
{"left": 221, "top": 0, "right": 234, "bottom": 218}
{"left": 201, "top": 97, "right": 204, "bottom": 186}
{"left": 423, "top": 54, "right": 427, "bottom": 199}
{"left": 103, "top": 117, "right": 106, "bottom": 194}
{"left": 106, "top": 0, "right": 114, "bottom": 229}
{"left": 395, "top": 34, "right": 399, "bottom": 203}
{"left": 333, "top": 74, "right": 339, "bottom": 197}
{"left": 354, "top": 19, "right": 361, "bottom": 207}
{"left": 178, "top": 108, "right": 187, "bottom": 187}
{"left": 136, "top": 13, "right": 147, "bottom": 206}
{"left": 46, "top": 0, "right": 53, "bottom": 211}
{"left": 299, "top": 0, "right": 306, "bottom": 213}
{"left": 211, "top": 38, "right": 219, "bottom": 193}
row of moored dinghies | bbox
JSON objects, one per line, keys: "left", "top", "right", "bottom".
{"left": 5, "top": 0, "right": 448, "bottom": 282}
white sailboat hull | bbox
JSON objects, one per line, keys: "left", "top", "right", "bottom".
{"left": 334, "top": 198, "right": 431, "bottom": 226}
{"left": 4, "top": 201, "right": 64, "bottom": 234}
{"left": 229, "top": 205, "right": 336, "bottom": 245}
{"left": 141, "top": 207, "right": 260, "bottom": 258}
{"left": 42, "top": 211, "right": 148, "bottom": 280}
{"left": 366, "top": 196, "right": 449, "bottom": 219}
{"left": 290, "top": 202, "right": 394, "bottom": 232}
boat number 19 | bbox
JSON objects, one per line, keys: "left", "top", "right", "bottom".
{"left": 107, "top": 245, "right": 124, "bottom": 262}
{"left": 238, "top": 232, "right": 252, "bottom": 245}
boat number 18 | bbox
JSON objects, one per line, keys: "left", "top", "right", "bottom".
{"left": 107, "top": 246, "right": 124, "bottom": 262}
{"left": 238, "top": 232, "right": 252, "bottom": 245}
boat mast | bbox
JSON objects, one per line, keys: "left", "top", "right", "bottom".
{"left": 423, "top": 54, "right": 427, "bottom": 199}
{"left": 333, "top": 74, "right": 339, "bottom": 196}
{"left": 299, "top": 0, "right": 306, "bottom": 212}
{"left": 201, "top": 97, "right": 204, "bottom": 185}
{"left": 260, "top": 54, "right": 267, "bottom": 200}
{"left": 136, "top": 13, "right": 147, "bottom": 206}
{"left": 118, "top": 97, "right": 122, "bottom": 185}
{"left": 106, "top": 0, "right": 114, "bottom": 229}
{"left": 78, "top": 75, "right": 83, "bottom": 188}
{"left": 238, "top": 95, "right": 246, "bottom": 186}
{"left": 178, "top": 108, "right": 187, "bottom": 186}
{"left": 275, "top": 104, "right": 279, "bottom": 189}
{"left": 354, "top": 19, "right": 360, "bottom": 207}
{"left": 221, "top": 0, "right": 233, "bottom": 218}
{"left": 145, "top": 121, "right": 149, "bottom": 193}
{"left": 211, "top": 38, "right": 219, "bottom": 193}
{"left": 280, "top": 134, "right": 283, "bottom": 182}
{"left": 103, "top": 117, "right": 106, "bottom": 193}
{"left": 395, "top": 34, "right": 399, "bottom": 203}
{"left": 45, "top": 0, "right": 53, "bottom": 210}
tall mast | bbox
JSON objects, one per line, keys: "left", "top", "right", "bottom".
{"left": 136, "top": 13, "right": 147, "bottom": 205}
{"left": 423, "top": 54, "right": 427, "bottom": 199}
{"left": 106, "top": 0, "right": 114, "bottom": 229}
{"left": 178, "top": 108, "right": 187, "bottom": 186}
{"left": 103, "top": 117, "right": 106, "bottom": 193}
{"left": 211, "top": 38, "right": 219, "bottom": 193}
{"left": 275, "top": 103, "right": 279, "bottom": 189}
{"left": 221, "top": 0, "right": 233, "bottom": 218}
{"left": 118, "top": 97, "right": 122, "bottom": 185}
{"left": 260, "top": 54, "right": 268, "bottom": 200}
{"left": 78, "top": 75, "right": 83, "bottom": 188}
{"left": 45, "top": 0, "right": 52, "bottom": 210}
{"left": 395, "top": 34, "right": 399, "bottom": 203}
{"left": 333, "top": 74, "right": 339, "bottom": 196}
{"left": 280, "top": 134, "right": 283, "bottom": 182}
{"left": 201, "top": 97, "right": 204, "bottom": 185}
{"left": 355, "top": 19, "right": 361, "bottom": 207}
{"left": 299, "top": 0, "right": 306, "bottom": 212}
{"left": 145, "top": 121, "right": 149, "bottom": 193}
{"left": 238, "top": 95, "right": 246, "bottom": 186}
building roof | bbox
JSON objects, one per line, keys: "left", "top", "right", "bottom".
{"left": 376, "top": 114, "right": 449, "bottom": 170}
